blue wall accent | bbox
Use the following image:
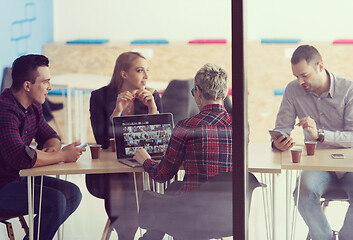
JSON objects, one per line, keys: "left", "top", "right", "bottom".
{"left": 0, "top": 0, "right": 53, "bottom": 86}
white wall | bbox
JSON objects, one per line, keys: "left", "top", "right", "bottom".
{"left": 54, "top": 0, "right": 353, "bottom": 43}
{"left": 53, "top": 0, "right": 231, "bottom": 42}
{"left": 247, "top": 0, "right": 353, "bottom": 41}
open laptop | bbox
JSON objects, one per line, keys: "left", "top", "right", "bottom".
{"left": 112, "top": 113, "right": 174, "bottom": 167}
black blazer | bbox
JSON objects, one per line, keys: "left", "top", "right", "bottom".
{"left": 90, "top": 85, "right": 163, "bottom": 149}
{"left": 87, "top": 85, "right": 163, "bottom": 200}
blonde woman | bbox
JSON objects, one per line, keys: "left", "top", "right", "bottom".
{"left": 87, "top": 52, "right": 162, "bottom": 240}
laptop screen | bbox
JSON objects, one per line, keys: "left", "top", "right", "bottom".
{"left": 112, "top": 113, "right": 174, "bottom": 159}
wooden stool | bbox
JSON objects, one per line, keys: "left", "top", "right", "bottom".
{"left": 0, "top": 210, "right": 28, "bottom": 240}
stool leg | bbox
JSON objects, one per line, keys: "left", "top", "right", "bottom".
{"left": 18, "top": 216, "right": 29, "bottom": 235}
{"left": 4, "top": 221, "right": 15, "bottom": 240}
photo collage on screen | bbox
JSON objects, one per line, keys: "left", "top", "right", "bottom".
{"left": 123, "top": 124, "right": 172, "bottom": 156}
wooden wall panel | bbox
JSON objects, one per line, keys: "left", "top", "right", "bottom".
{"left": 44, "top": 41, "right": 353, "bottom": 143}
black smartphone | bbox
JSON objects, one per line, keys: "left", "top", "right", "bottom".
{"left": 331, "top": 153, "right": 345, "bottom": 159}
{"left": 269, "top": 130, "right": 287, "bottom": 142}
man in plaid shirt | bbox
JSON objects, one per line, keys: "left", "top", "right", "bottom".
{"left": 134, "top": 63, "right": 232, "bottom": 240}
{"left": 0, "top": 54, "right": 85, "bottom": 240}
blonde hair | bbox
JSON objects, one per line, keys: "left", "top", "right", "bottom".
{"left": 108, "top": 52, "right": 146, "bottom": 91}
{"left": 194, "top": 63, "right": 228, "bottom": 100}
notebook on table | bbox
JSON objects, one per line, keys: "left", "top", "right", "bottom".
{"left": 112, "top": 113, "right": 174, "bottom": 167}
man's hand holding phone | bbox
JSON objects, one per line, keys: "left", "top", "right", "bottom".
{"left": 269, "top": 130, "right": 294, "bottom": 151}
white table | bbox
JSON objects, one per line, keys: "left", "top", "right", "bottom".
{"left": 248, "top": 142, "right": 282, "bottom": 240}
{"left": 281, "top": 146, "right": 353, "bottom": 240}
{"left": 19, "top": 150, "right": 144, "bottom": 240}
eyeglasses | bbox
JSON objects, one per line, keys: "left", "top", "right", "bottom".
{"left": 191, "top": 87, "right": 196, "bottom": 96}
{"left": 191, "top": 86, "right": 202, "bottom": 96}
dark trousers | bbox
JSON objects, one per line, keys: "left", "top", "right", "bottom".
{"left": 0, "top": 176, "right": 82, "bottom": 240}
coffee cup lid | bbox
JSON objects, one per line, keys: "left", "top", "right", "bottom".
{"left": 291, "top": 146, "right": 303, "bottom": 151}
{"left": 89, "top": 144, "right": 102, "bottom": 147}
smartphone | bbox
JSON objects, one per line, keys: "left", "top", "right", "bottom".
{"left": 331, "top": 153, "right": 345, "bottom": 159}
{"left": 79, "top": 143, "right": 88, "bottom": 148}
{"left": 269, "top": 130, "right": 287, "bottom": 142}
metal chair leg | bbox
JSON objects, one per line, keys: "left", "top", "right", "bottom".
{"left": 101, "top": 218, "right": 112, "bottom": 240}
{"left": 306, "top": 233, "right": 311, "bottom": 240}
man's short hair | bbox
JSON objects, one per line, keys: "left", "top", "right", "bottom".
{"left": 194, "top": 63, "right": 228, "bottom": 100}
{"left": 291, "top": 45, "right": 322, "bottom": 68}
{"left": 11, "top": 54, "right": 49, "bottom": 91}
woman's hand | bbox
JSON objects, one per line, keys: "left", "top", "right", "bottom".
{"left": 136, "top": 89, "right": 158, "bottom": 114}
{"left": 111, "top": 91, "right": 136, "bottom": 117}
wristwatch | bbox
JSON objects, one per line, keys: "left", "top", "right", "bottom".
{"left": 316, "top": 129, "right": 325, "bottom": 143}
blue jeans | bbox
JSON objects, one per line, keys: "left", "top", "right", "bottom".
{"left": 293, "top": 171, "right": 353, "bottom": 240}
{"left": 0, "top": 176, "right": 82, "bottom": 240}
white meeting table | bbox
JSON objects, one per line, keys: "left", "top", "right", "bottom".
{"left": 20, "top": 150, "right": 143, "bottom": 240}
{"left": 281, "top": 146, "right": 353, "bottom": 240}
{"left": 19, "top": 142, "right": 283, "bottom": 240}
{"left": 248, "top": 142, "right": 281, "bottom": 174}
{"left": 282, "top": 147, "right": 353, "bottom": 172}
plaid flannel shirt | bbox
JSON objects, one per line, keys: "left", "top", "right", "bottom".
{"left": 143, "top": 104, "right": 232, "bottom": 192}
{"left": 0, "top": 89, "right": 59, "bottom": 188}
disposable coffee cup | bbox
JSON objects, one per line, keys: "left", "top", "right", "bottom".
{"left": 291, "top": 147, "right": 303, "bottom": 163}
{"left": 110, "top": 138, "right": 116, "bottom": 152}
{"left": 89, "top": 144, "right": 102, "bottom": 159}
{"left": 305, "top": 141, "right": 317, "bottom": 156}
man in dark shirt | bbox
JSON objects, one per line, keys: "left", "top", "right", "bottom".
{"left": 0, "top": 54, "right": 85, "bottom": 240}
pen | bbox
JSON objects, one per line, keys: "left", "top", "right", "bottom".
{"left": 295, "top": 116, "right": 310, "bottom": 126}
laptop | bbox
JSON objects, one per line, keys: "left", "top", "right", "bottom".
{"left": 112, "top": 113, "right": 174, "bottom": 167}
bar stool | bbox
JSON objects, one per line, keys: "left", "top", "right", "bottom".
{"left": 0, "top": 210, "right": 28, "bottom": 240}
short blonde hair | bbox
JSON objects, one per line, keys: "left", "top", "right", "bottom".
{"left": 194, "top": 63, "right": 228, "bottom": 100}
